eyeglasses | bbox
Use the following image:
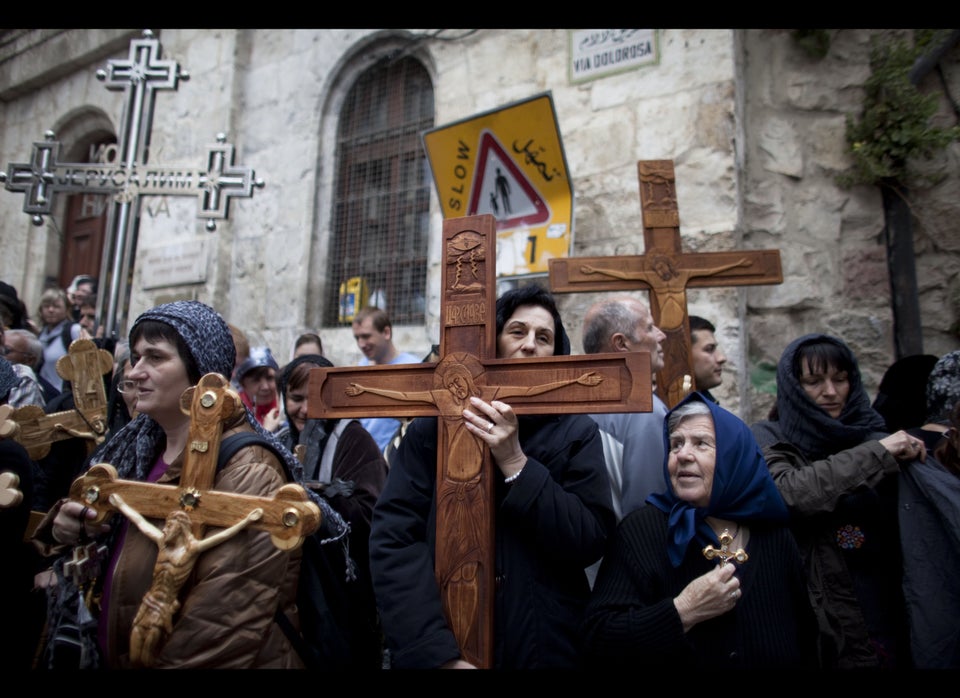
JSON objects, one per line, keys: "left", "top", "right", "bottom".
{"left": 117, "top": 380, "right": 139, "bottom": 395}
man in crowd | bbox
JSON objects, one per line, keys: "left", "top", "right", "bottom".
{"left": 689, "top": 315, "right": 726, "bottom": 404}
{"left": 582, "top": 295, "right": 669, "bottom": 520}
{"left": 351, "top": 307, "right": 420, "bottom": 452}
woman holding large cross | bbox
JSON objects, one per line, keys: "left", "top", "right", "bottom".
{"left": 369, "top": 284, "right": 616, "bottom": 669}
{"left": 34, "top": 300, "right": 346, "bottom": 669}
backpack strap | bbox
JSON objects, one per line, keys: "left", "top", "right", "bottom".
{"left": 62, "top": 322, "right": 75, "bottom": 351}
{"left": 215, "top": 431, "right": 324, "bottom": 667}
{"left": 216, "top": 431, "right": 279, "bottom": 472}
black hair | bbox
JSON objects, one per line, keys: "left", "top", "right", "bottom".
{"left": 129, "top": 319, "right": 202, "bottom": 384}
{"left": 689, "top": 315, "right": 716, "bottom": 338}
{"left": 791, "top": 339, "right": 855, "bottom": 380}
{"left": 495, "top": 284, "right": 570, "bottom": 356}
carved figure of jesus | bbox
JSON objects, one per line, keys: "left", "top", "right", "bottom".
{"left": 345, "top": 353, "right": 603, "bottom": 653}
{"left": 580, "top": 255, "right": 752, "bottom": 332}
{"left": 109, "top": 492, "right": 263, "bottom": 668}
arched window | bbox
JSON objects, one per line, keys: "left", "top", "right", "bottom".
{"left": 325, "top": 55, "right": 434, "bottom": 326}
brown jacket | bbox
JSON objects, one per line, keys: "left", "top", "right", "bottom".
{"left": 38, "top": 420, "right": 305, "bottom": 669}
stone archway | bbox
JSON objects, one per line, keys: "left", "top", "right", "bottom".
{"left": 52, "top": 108, "right": 116, "bottom": 293}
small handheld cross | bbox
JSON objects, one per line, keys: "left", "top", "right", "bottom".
{"left": 703, "top": 528, "right": 749, "bottom": 565}
{"left": 9, "top": 338, "right": 113, "bottom": 460}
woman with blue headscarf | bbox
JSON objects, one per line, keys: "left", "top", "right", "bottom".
{"left": 582, "top": 392, "right": 818, "bottom": 669}
{"left": 34, "top": 301, "right": 346, "bottom": 669}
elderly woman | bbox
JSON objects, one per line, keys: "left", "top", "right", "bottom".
{"left": 581, "top": 392, "right": 818, "bottom": 669}
{"left": 752, "top": 333, "right": 926, "bottom": 669}
{"left": 33, "top": 300, "right": 346, "bottom": 669}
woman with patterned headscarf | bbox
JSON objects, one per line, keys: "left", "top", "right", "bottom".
{"left": 582, "top": 391, "right": 818, "bottom": 669}
{"left": 751, "top": 333, "right": 927, "bottom": 669}
{"left": 33, "top": 300, "right": 346, "bottom": 669}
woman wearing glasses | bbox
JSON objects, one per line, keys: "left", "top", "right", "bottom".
{"left": 110, "top": 342, "right": 139, "bottom": 433}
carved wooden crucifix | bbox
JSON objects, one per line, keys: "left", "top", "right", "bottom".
{"left": 308, "top": 213, "right": 652, "bottom": 668}
{"left": 68, "top": 372, "right": 320, "bottom": 667}
{"left": 549, "top": 159, "right": 783, "bottom": 408}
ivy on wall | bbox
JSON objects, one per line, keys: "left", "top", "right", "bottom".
{"left": 838, "top": 29, "right": 960, "bottom": 189}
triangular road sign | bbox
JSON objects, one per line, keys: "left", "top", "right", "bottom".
{"left": 467, "top": 131, "right": 550, "bottom": 229}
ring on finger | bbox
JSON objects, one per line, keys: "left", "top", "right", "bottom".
{"left": 487, "top": 422, "right": 494, "bottom": 433}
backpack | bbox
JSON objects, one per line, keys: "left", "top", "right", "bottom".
{"left": 216, "top": 425, "right": 361, "bottom": 669}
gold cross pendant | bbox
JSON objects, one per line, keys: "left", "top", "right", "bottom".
{"left": 703, "top": 528, "right": 748, "bottom": 565}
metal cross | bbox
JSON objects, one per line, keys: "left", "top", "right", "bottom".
{"left": 0, "top": 29, "right": 265, "bottom": 339}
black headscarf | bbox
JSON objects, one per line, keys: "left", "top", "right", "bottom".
{"left": 755, "top": 333, "right": 888, "bottom": 460}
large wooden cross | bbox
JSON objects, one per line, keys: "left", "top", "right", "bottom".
{"left": 68, "top": 372, "right": 319, "bottom": 667}
{"left": 308, "top": 214, "right": 652, "bottom": 668}
{"left": 0, "top": 29, "right": 264, "bottom": 338}
{"left": 549, "top": 159, "right": 783, "bottom": 407}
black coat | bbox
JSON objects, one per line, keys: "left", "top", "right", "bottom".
{"left": 369, "top": 412, "right": 614, "bottom": 669}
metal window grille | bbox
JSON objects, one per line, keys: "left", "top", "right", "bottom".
{"left": 325, "top": 56, "right": 434, "bottom": 327}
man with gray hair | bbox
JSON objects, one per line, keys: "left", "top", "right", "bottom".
{"left": 1, "top": 327, "right": 45, "bottom": 407}
{"left": 582, "top": 295, "right": 669, "bottom": 519}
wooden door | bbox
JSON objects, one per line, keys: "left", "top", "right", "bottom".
{"left": 59, "top": 192, "right": 108, "bottom": 291}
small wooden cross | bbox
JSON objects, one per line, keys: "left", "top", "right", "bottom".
{"left": 309, "top": 214, "right": 652, "bottom": 668}
{"left": 68, "top": 372, "right": 320, "bottom": 667}
{"left": 9, "top": 338, "right": 113, "bottom": 460}
{"left": 549, "top": 159, "right": 783, "bottom": 407}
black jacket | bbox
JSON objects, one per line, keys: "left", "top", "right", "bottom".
{"left": 369, "top": 412, "right": 614, "bottom": 669}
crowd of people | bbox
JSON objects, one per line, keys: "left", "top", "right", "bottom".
{"left": 1, "top": 273, "right": 958, "bottom": 674}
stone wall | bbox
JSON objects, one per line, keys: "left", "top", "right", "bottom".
{"left": 1, "top": 28, "right": 957, "bottom": 422}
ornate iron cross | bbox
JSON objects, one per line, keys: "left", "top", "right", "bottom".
{"left": 0, "top": 29, "right": 265, "bottom": 338}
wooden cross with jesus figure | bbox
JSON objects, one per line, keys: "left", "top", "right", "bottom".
{"left": 9, "top": 338, "right": 113, "bottom": 461}
{"left": 308, "top": 214, "right": 652, "bottom": 669}
{"left": 549, "top": 159, "right": 783, "bottom": 408}
{"left": 7, "top": 338, "right": 115, "bottom": 539}
{"left": 67, "top": 372, "right": 320, "bottom": 668}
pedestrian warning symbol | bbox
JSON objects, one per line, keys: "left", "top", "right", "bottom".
{"left": 422, "top": 92, "right": 573, "bottom": 277}
{"left": 467, "top": 131, "right": 550, "bottom": 228}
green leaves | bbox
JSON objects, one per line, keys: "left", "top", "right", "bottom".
{"left": 838, "top": 30, "right": 960, "bottom": 189}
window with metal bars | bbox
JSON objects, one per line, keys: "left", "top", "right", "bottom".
{"left": 325, "top": 55, "right": 434, "bottom": 327}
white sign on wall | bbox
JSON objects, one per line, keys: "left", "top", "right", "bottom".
{"left": 568, "top": 30, "right": 659, "bottom": 84}
{"left": 141, "top": 238, "right": 209, "bottom": 289}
